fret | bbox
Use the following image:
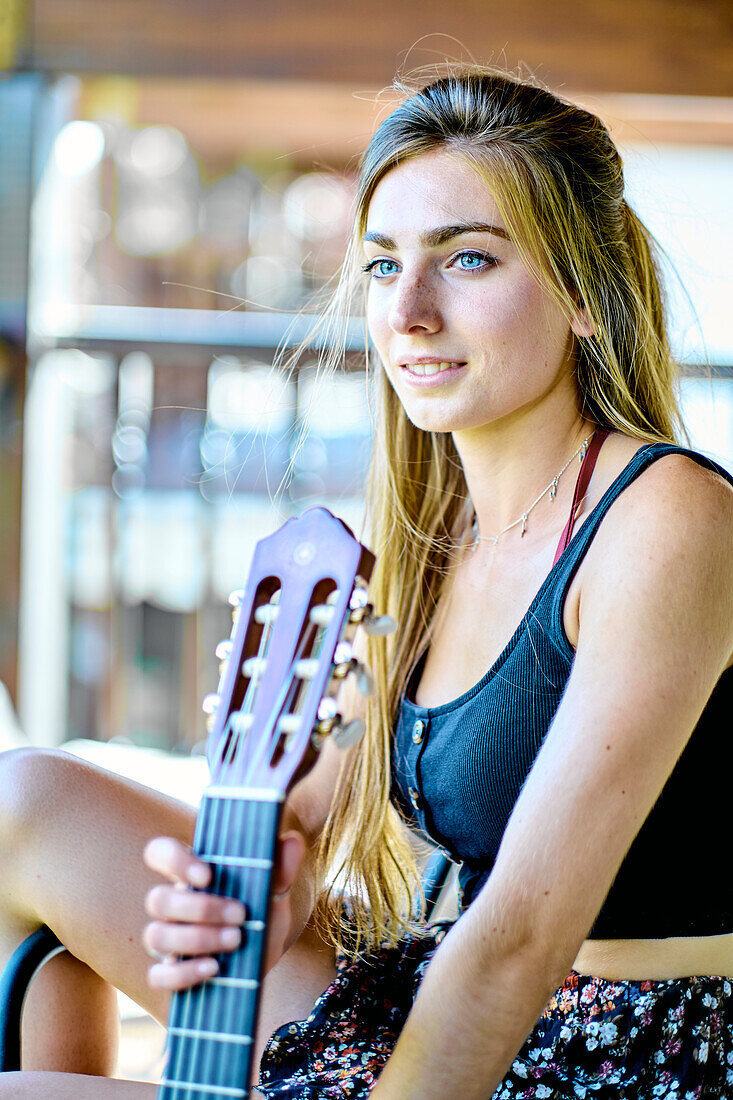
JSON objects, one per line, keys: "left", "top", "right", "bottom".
{"left": 159, "top": 1080, "right": 247, "bottom": 1098}
{"left": 243, "top": 920, "right": 265, "bottom": 932}
{"left": 169, "top": 1026, "right": 253, "bottom": 1046}
{"left": 206, "top": 786, "right": 284, "bottom": 802}
{"left": 209, "top": 976, "right": 259, "bottom": 989}
{"left": 198, "top": 855, "right": 273, "bottom": 869}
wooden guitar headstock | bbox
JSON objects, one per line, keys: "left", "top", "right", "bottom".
{"left": 204, "top": 507, "right": 380, "bottom": 797}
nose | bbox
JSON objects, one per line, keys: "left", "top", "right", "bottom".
{"left": 387, "top": 272, "right": 442, "bottom": 336}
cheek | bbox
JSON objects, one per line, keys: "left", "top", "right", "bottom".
{"left": 474, "top": 278, "right": 570, "bottom": 360}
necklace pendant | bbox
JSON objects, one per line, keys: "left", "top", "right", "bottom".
{"left": 520, "top": 513, "right": 528, "bottom": 537}
{"left": 549, "top": 476, "right": 559, "bottom": 501}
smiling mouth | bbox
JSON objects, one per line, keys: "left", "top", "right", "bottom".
{"left": 401, "top": 361, "right": 464, "bottom": 376}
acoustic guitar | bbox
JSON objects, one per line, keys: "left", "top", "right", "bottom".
{"left": 157, "top": 507, "right": 391, "bottom": 1099}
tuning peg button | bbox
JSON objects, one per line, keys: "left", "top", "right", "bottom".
{"left": 362, "top": 613, "right": 396, "bottom": 636}
{"left": 331, "top": 718, "right": 366, "bottom": 749}
{"left": 317, "top": 697, "right": 339, "bottom": 722}
{"left": 202, "top": 693, "right": 220, "bottom": 714}
{"left": 353, "top": 661, "right": 374, "bottom": 697}
{"left": 349, "top": 587, "right": 369, "bottom": 611}
{"left": 310, "top": 604, "right": 335, "bottom": 628}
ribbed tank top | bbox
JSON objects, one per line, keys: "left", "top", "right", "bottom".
{"left": 392, "top": 443, "right": 733, "bottom": 938}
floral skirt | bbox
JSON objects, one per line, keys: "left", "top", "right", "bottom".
{"left": 258, "top": 922, "right": 733, "bottom": 1099}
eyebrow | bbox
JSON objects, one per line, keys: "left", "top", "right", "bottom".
{"left": 362, "top": 222, "right": 510, "bottom": 249}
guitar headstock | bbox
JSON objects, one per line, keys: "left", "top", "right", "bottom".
{"left": 204, "top": 508, "right": 390, "bottom": 797}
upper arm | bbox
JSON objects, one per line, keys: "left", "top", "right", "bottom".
{"left": 476, "top": 457, "right": 733, "bottom": 965}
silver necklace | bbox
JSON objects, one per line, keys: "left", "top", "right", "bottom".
{"left": 471, "top": 432, "right": 595, "bottom": 550}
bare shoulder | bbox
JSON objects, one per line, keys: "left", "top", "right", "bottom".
{"left": 594, "top": 448, "right": 733, "bottom": 552}
{"left": 576, "top": 446, "right": 733, "bottom": 670}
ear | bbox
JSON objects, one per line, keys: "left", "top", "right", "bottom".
{"left": 570, "top": 307, "right": 596, "bottom": 338}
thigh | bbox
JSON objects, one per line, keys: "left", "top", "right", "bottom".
{"left": 0, "top": 1072, "right": 157, "bottom": 1098}
{"left": 0, "top": 747, "right": 195, "bottom": 1023}
{"left": 0, "top": 1077, "right": 264, "bottom": 1099}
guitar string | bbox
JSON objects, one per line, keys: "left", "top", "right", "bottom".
{"left": 168, "top": 589, "right": 315, "bottom": 1094}
{"left": 207, "top": 579, "right": 280, "bottom": 1074}
{"left": 168, "top": 567, "right": 352, "bottom": 1091}
{"left": 164, "top": 793, "right": 210, "bottom": 1098}
{"left": 198, "top": 793, "right": 222, "bottom": 1090}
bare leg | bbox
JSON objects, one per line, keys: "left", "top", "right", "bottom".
{"left": 0, "top": 1075, "right": 267, "bottom": 1098}
{"left": 0, "top": 747, "right": 336, "bottom": 1085}
{"left": 0, "top": 1072, "right": 156, "bottom": 1098}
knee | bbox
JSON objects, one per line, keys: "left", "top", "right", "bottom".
{"left": 0, "top": 747, "right": 73, "bottom": 849}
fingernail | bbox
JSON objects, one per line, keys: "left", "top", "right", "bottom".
{"left": 197, "top": 958, "right": 219, "bottom": 978}
{"left": 189, "top": 863, "right": 210, "bottom": 887}
{"left": 223, "top": 902, "right": 246, "bottom": 924}
{"left": 220, "top": 927, "right": 241, "bottom": 949}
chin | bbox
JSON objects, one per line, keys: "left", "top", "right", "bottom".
{"left": 400, "top": 401, "right": 492, "bottom": 435}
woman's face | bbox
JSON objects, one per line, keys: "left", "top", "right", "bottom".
{"left": 363, "top": 148, "right": 581, "bottom": 436}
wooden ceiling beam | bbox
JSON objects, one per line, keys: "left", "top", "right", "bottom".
{"left": 25, "top": 0, "right": 733, "bottom": 100}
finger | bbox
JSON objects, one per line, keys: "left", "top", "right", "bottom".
{"left": 148, "top": 956, "right": 220, "bottom": 992}
{"left": 145, "top": 884, "right": 246, "bottom": 927}
{"left": 144, "top": 920, "right": 242, "bottom": 959}
{"left": 144, "top": 836, "right": 212, "bottom": 889}
{"left": 273, "top": 831, "right": 305, "bottom": 898}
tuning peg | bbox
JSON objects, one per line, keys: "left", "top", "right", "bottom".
{"left": 355, "top": 663, "right": 374, "bottom": 697}
{"left": 317, "top": 697, "right": 338, "bottom": 721}
{"left": 362, "top": 612, "right": 396, "bottom": 636}
{"left": 228, "top": 589, "right": 244, "bottom": 607}
{"left": 202, "top": 693, "right": 220, "bottom": 714}
{"left": 294, "top": 658, "right": 319, "bottom": 680}
{"left": 331, "top": 717, "right": 366, "bottom": 749}
{"left": 255, "top": 603, "right": 279, "bottom": 625}
{"left": 349, "top": 587, "right": 369, "bottom": 611}
{"left": 348, "top": 596, "right": 396, "bottom": 636}
{"left": 331, "top": 643, "right": 374, "bottom": 696}
{"left": 242, "top": 656, "right": 266, "bottom": 678}
{"left": 215, "top": 639, "right": 232, "bottom": 676}
{"left": 310, "top": 604, "right": 335, "bottom": 628}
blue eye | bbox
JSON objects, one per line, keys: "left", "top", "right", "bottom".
{"left": 362, "top": 258, "right": 400, "bottom": 278}
{"left": 454, "top": 251, "right": 495, "bottom": 270}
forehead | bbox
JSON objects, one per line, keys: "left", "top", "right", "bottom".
{"left": 365, "top": 148, "right": 503, "bottom": 234}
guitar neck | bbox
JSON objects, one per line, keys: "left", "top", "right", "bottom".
{"left": 158, "top": 788, "right": 283, "bottom": 1100}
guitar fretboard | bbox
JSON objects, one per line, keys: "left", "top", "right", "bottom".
{"left": 157, "top": 789, "right": 283, "bottom": 1099}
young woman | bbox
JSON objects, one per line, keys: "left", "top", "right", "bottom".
{"left": 1, "top": 68, "right": 732, "bottom": 1099}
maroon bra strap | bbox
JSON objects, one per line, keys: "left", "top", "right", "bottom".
{"left": 552, "top": 428, "right": 610, "bottom": 566}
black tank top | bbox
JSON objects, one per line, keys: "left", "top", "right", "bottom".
{"left": 392, "top": 443, "right": 733, "bottom": 938}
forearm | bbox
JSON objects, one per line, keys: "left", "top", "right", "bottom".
{"left": 372, "top": 909, "right": 573, "bottom": 1100}
{"left": 270, "top": 801, "right": 321, "bottom": 966}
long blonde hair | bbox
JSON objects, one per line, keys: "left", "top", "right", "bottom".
{"left": 312, "top": 66, "right": 684, "bottom": 955}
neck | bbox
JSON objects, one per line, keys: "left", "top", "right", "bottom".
{"left": 453, "top": 396, "right": 594, "bottom": 547}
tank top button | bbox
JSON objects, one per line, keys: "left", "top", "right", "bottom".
{"left": 412, "top": 719, "right": 425, "bottom": 744}
{"left": 408, "top": 786, "right": 422, "bottom": 810}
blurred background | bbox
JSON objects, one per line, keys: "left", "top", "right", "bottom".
{"left": 0, "top": 4, "right": 731, "bottom": 779}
